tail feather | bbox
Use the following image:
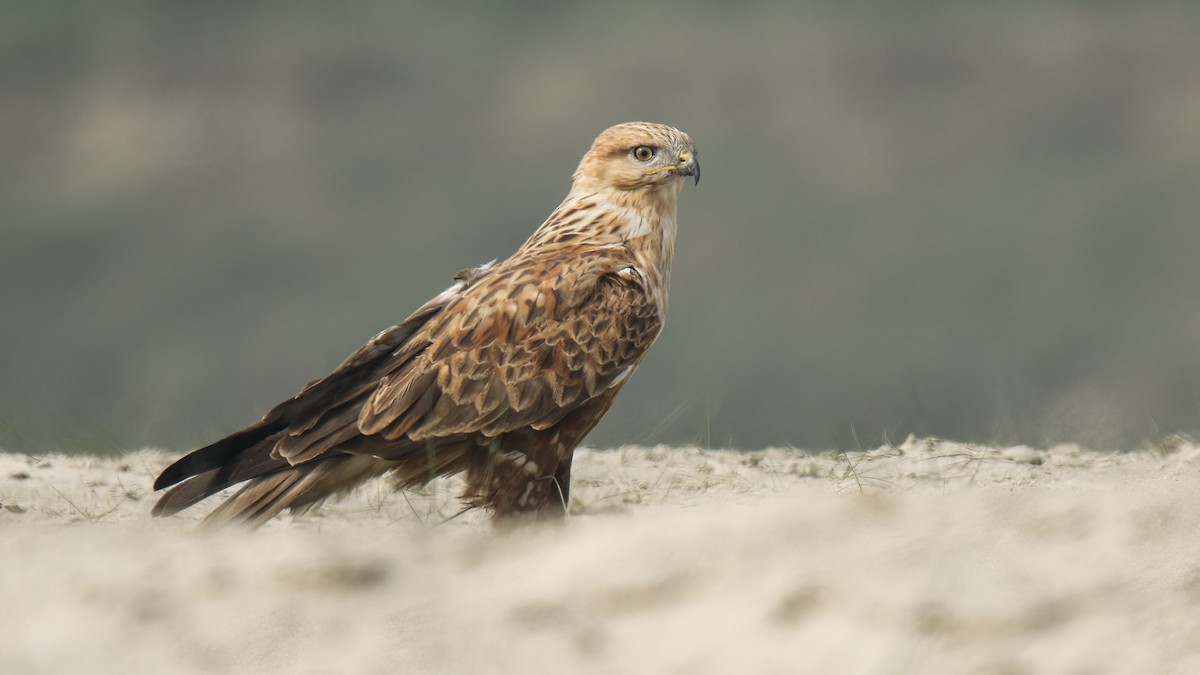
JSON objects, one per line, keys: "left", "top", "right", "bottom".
{"left": 198, "top": 454, "right": 390, "bottom": 528}
{"left": 152, "top": 421, "right": 478, "bottom": 525}
{"left": 203, "top": 472, "right": 303, "bottom": 528}
{"left": 151, "top": 436, "right": 292, "bottom": 517}
{"left": 151, "top": 467, "right": 234, "bottom": 517}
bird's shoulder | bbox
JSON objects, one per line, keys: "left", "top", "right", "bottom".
{"left": 434, "top": 244, "right": 653, "bottom": 336}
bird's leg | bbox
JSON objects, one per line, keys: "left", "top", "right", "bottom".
{"left": 464, "top": 436, "right": 575, "bottom": 523}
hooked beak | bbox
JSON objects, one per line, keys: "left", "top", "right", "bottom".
{"left": 676, "top": 152, "right": 700, "bottom": 186}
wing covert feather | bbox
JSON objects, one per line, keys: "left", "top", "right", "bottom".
{"left": 355, "top": 250, "right": 662, "bottom": 442}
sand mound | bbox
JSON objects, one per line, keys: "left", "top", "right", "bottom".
{"left": 3, "top": 439, "right": 1199, "bottom": 674}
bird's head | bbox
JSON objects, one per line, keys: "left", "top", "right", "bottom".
{"left": 573, "top": 122, "right": 699, "bottom": 194}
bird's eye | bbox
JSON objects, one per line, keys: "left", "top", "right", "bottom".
{"left": 633, "top": 146, "right": 656, "bottom": 162}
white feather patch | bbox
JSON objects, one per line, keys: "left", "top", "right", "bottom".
{"left": 502, "top": 451, "right": 540, "bottom": 475}
{"left": 608, "top": 367, "right": 633, "bottom": 389}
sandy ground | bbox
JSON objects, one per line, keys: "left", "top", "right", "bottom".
{"left": 3, "top": 437, "right": 1200, "bottom": 675}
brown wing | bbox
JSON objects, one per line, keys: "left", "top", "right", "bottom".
{"left": 334, "top": 245, "right": 662, "bottom": 456}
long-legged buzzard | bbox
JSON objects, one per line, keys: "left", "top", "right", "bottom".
{"left": 152, "top": 122, "right": 698, "bottom": 526}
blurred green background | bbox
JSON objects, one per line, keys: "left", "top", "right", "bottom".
{"left": 3, "top": 1, "right": 1199, "bottom": 454}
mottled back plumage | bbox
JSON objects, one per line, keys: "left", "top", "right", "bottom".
{"left": 152, "top": 122, "right": 698, "bottom": 526}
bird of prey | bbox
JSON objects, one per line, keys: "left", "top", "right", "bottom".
{"left": 152, "top": 122, "right": 698, "bottom": 526}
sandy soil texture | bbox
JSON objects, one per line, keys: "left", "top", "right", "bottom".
{"left": 3, "top": 438, "right": 1200, "bottom": 674}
